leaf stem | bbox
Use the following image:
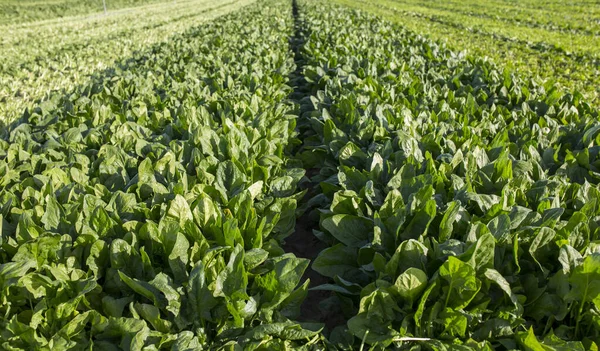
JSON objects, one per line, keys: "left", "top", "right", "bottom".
{"left": 392, "top": 337, "right": 432, "bottom": 342}
{"left": 359, "top": 330, "right": 369, "bottom": 351}
{"left": 575, "top": 280, "right": 589, "bottom": 338}
{"left": 444, "top": 281, "right": 453, "bottom": 309}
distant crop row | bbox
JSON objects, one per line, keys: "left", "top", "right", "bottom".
{"left": 386, "top": 0, "right": 600, "bottom": 37}
{"left": 335, "top": 0, "right": 600, "bottom": 107}
{"left": 0, "top": 0, "right": 168, "bottom": 25}
{"left": 2, "top": 0, "right": 600, "bottom": 349}
{"left": 0, "top": 0, "right": 250, "bottom": 130}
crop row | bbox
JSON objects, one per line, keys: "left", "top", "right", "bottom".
{"left": 0, "top": 0, "right": 169, "bottom": 25}
{"left": 334, "top": 0, "right": 600, "bottom": 107}
{"left": 388, "top": 0, "right": 600, "bottom": 35}
{"left": 295, "top": 0, "right": 600, "bottom": 349}
{"left": 376, "top": 0, "right": 600, "bottom": 57}
{"left": 0, "top": 0, "right": 325, "bottom": 349}
{"left": 0, "top": 0, "right": 251, "bottom": 128}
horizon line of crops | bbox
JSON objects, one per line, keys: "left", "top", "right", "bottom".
{"left": 392, "top": 0, "right": 599, "bottom": 36}
{"left": 0, "top": 0, "right": 177, "bottom": 25}
{"left": 386, "top": 0, "right": 600, "bottom": 39}
{"left": 333, "top": 0, "right": 600, "bottom": 107}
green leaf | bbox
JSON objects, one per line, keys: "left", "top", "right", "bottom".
{"left": 439, "top": 201, "right": 461, "bottom": 242}
{"left": 321, "top": 214, "right": 372, "bottom": 247}
{"left": 216, "top": 160, "right": 246, "bottom": 198}
{"left": 529, "top": 227, "right": 556, "bottom": 275}
{"left": 166, "top": 195, "right": 193, "bottom": 226}
{"left": 166, "top": 232, "right": 189, "bottom": 284}
{"left": 134, "top": 303, "right": 171, "bottom": 333}
{"left": 256, "top": 255, "right": 309, "bottom": 309}
{"left": 348, "top": 312, "right": 397, "bottom": 346}
{"left": 313, "top": 244, "right": 361, "bottom": 281}
{"left": 41, "top": 196, "right": 61, "bottom": 231}
{"left": 118, "top": 271, "right": 167, "bottom": 309}
{"left": 215, "top": 244, "right": 248, "bottom": 301}
{"left": 393, "top": 267, "right": 428, "bottom": 304}
{"left": 386, "top": 239, "right": 428, "bottom": 277}
{"left": 439, "top": 256, "right": 481, "bottom": 309}
{"left": 516, "top": 327, "right": 547, "bottom": 351}
{"left": 86, "top": 240, "right": 109, "bottom": 278}
{"left": 102, "top": 296, "right": 133, "bottom": 317}
{"left": 243, "top": 248, "right": 269, "bottom": 270}
{"left": 465, "top": 233, "right": 495, "bottom": 273}
{"left": 279, "top": 279, "right": 310, "bottom": 319}
{"left": 188, "top": 261, "right": 217, "bottom": 322}
{"left": 243, "top": 322, "right": 322, "bottom": 341}
{"left": 440, "top": 308, "right": 468, "bottom": 338}
{"left": 484, "top": 268, "right": 519, "bottom": 308}
{"left": 400, "top": 199, "right": 436, "bottom": 240}
{"left": 567, "top": 253, "right": 600, "bottom": 308}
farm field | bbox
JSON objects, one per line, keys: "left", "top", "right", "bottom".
{"left": 0, "top": 0, "right": 252, "bottom": 132}
{"left": 1, "top": 0, "right": 600, "bottom": 349}
{"left": 334, "top": 0, "right": 600, "bottom": 106}
{"left": 0, "top": 0, "right": 169, "bottom": 24}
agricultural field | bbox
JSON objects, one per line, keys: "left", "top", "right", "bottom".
{"left": 0, "top": 0, "right": 167, "bottom": 24}
{"left": 0, "top": 0, "right": 252, "bottom": 133}
{"left": 335, "top": 0, "right": 600, "bottom": 106}
{"left": 1, "top": 0, "right": 600, "bottom": 349}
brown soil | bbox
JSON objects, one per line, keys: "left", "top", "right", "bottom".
{"left": 282, "top": 168, "right": 347, "bottom": 334}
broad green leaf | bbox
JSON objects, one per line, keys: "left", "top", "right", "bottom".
{"left": 256, "top": 255, "right": 309, "bottom": 309}
{"left": 166, "top": 195, "right": 193, "bottom": 226}
{"left": 313, "top": 244, "right": 361, "bottom": 281}
{"left": 393, "top": 267, "right": 428, "bottom": 304}
{"left": 188, "top": 261, "right": 217, "bottom": 322}
{"left": 41, "top": 196, "right": 61, "bottom": 231}
{"left": 439, "top": 256, "right": 481, "bottom": 309}
{"left": 484, "top": 268, "right": 519, "bottom": 308}
{"left": 566, "top": 253, "right": 600, "bottom": 309}
{"left": 118, "top": 271, "right": 167, "bottom": 309}
{"left": 321, "top": 214, "right": 372, "bottom": 247}
{"left": 215, "top": 244, "right": 248, "bottom": 301}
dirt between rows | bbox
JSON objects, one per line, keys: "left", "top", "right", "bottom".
{"left": 281, "top": 168, "right": 347, "bottom": 335}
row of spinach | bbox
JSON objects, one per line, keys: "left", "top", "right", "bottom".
{"left": 0, "top": 0, "right": 326, "bottom": 349}
{"left": 293, "top": 0, "right": 600, "bottom": 349}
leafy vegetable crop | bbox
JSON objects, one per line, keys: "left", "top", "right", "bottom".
{"left": 294, "top": 0, "right": 600, "bottom": 349}
{"left": 335, "top": 0, "right": 600, "bottom": 107}
{"left": 0, "top": 0, "right": 324, "bottom": 349}
{"left": 3, "top": 0, "right": 600, "bottom": 349}
{"left": 0, "top": 0, "right": 251, "bottom": 129}
{"left": 0, "top": 0, "right": 168, "bottom": 25}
